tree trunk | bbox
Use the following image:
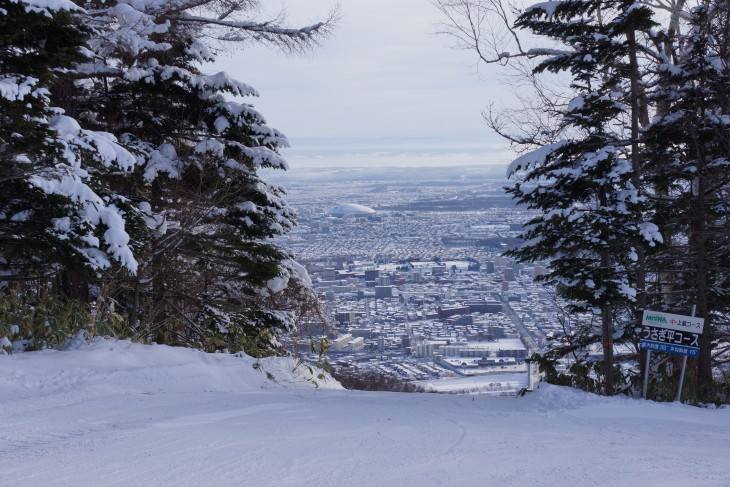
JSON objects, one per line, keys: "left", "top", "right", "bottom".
{"left": 693, "top": 146, "right": 712, "bottom": 390}
{"left": 600, "top": 239, "right": 615, "bottom": 394}
{"left": 58, "top": 271, "right": 89, "bottom": 303}
{"left": 601, "top": 300, "right": 615, "bottom": 396}
{"left": 151, "top": 249, "right": 168, "bottom": 344}
{"left": 627, "top": 26, "right": 648, "bottom": 389}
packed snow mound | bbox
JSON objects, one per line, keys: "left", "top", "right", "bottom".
{"left": 1, "top": 338, "right": 341, "bottom": 399}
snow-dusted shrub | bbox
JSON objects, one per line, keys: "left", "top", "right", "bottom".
{"left": 0, "top": 291, "right": 128, "bottom": 352}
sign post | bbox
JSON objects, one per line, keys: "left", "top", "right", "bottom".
{"left": 642, "top": 349, "right": 651, "bottom": 400}
{"left": 674, "top": 305, "right": 696, "bottom": 402}
{"left": 639, "top": 308, "right": 704, "bottom": 402}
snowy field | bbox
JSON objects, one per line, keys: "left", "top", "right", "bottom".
{"left": 420, "top": 373, "right": 528, "bottom": 394}
{"left": 2, "top": 339, "right": 730, "bottom": 487}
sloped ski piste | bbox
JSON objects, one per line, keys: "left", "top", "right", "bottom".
{"left": 1, "top": 339, "right": 729, "bottom": 487}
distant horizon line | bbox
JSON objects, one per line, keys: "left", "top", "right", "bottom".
{"left": 281, "top": 162, "right": 509, "bottom": 169}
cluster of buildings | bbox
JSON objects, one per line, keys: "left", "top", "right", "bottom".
{"left": 278, "top": 176, "right": 563, "bottom": 394}
{"left": 312, "top": 260, "right": 531, "bottom": 350}
{"left": 277, "top": 179, "right": 529, "bottom": 266}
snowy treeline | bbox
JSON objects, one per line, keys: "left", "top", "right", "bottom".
{"left": 436, "top": 0, "right": 730, "bottom": 401}
{"left": 0, "top": 0, "right": 332, "bottom": 355}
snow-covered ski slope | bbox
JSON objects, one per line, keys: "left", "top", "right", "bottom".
{"left": 2, "top": 339, "right": 729, "bottom": 486}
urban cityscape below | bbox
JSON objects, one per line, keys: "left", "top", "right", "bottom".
{"left": 274, "top": 166, "right": 569, "bottom": 395}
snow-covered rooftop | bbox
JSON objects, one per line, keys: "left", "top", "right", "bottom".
{"left": 330, "top": 203, "right": 376, "bottom": 217}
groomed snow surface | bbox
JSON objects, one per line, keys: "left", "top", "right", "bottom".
{"left": 2, "top": 340, "right": 729, "bottom": 487}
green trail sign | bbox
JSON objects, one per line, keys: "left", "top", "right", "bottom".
{"left": 640, "top": 308, "right": 705, "bottom": 402}
{"left": 639, "top": 310, "right": 704, "bottom": 357}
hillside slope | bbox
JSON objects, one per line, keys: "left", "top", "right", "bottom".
{"left": 1, "top": 339, "right": 729, "bottom": 486}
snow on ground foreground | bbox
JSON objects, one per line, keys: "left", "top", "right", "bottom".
{"left": 2, "top": 339, "right": 729, "bottom": 487}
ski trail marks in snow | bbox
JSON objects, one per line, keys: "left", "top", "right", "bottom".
{"left": 153, "top": 403, "right": 296, "bottom": 429}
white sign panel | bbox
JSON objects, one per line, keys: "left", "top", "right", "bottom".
{"left": 641, "top": 310, "right": 704, "bottom": 334}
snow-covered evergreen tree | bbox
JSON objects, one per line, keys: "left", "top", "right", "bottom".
{"left": 643, "top": 1, "right": 730, "bottom": 397}
{"left": 436, "top": 0, "right": 730, "bottom": 399}
{"left": 0, "top": 0, "right": 141, "bottom": 283}
{"left": 505, "top": 0, "right": 660, "bottom": 395}
{"left": 65, "top": 0, "right": 330, "bottom": 354}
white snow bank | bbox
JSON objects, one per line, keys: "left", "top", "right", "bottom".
{"left": 1, "top": 340, "right": 729, "bottom": 487}
{"left": 0, "top": 338, "right": 339, "bottom": 399}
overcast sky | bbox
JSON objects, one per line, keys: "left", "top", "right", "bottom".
{"left": 215, "top": 0, "right": 513, "bottom": 170}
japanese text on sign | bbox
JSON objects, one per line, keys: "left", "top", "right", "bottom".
{"left": 639, "top": 340, "right": 700, "bottom": 357}
{"left": 641, "top": 310, "right": 704, "bottom": 334}
{"left": 640, "top": 310, "right": 703, "bottom": 358}
{"left": 640, "top": 325, "right": 700, "bottom": 348}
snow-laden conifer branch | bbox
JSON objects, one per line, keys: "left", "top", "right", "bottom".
{"left": 16, "top": 0, "right": 81, "bottom": 16}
